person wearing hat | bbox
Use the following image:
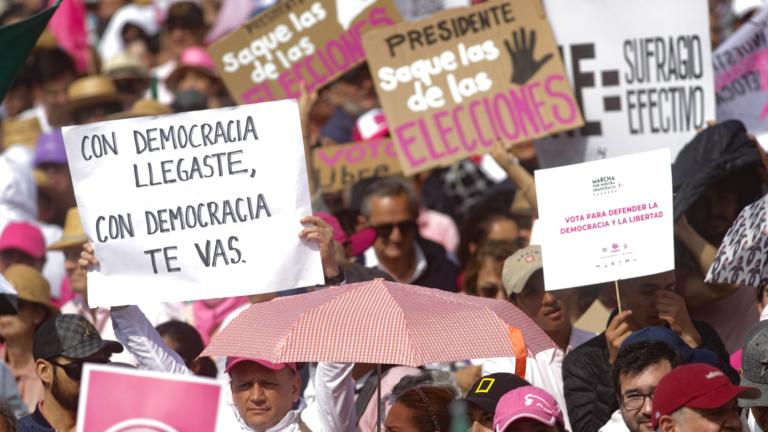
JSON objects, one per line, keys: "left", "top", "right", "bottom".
{"left": 0, "top": 221, "right": 46, "bottom": 273}
{"left": 47, "top": 208, "right": 88, "bottom": 304}
{"left": 18, "top": 314, "right": 123, "bottom": 431}
{"left": 102, "top": 52, "right": 151, "bottom": 105}
{"left": 737, "top": 321, "right": 768, "bottom": 431}
{"left": 48, "top": 75, "right": 129, "bottom": 127}
{"left": 652, "top": 363, "right": 759, "bottom": 431}
{"left": 166, "top": 46, "right": 221, "bottom": 98}
{"left": 493, "top": 385, "right": 566, "bottom": 432}
{"left": 108, "top": 98, "right": 172, "bottom": 120}
{"left": 34, "top": 129, "right": 77, "bottom": 228}
{"left": 465, "top": 373, "right": 530, "bottom": 431}
{"left": 0, "top": 264, "right": 59, "bottom": 412}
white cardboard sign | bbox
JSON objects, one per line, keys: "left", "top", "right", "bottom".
{"left": 63, "top": 100, "right": 323, "bottom": 307}
{"left": 534, "top": 0, "right": 716, "bottom": 167}
{"left": 535, "top": 149, "right": 674, "bottom": 290}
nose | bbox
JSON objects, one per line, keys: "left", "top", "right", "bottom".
{"left": 542, "top": 292, "right": 558, "bottom": 305}
{"left": 389, "top": 226, "right": 403, "bottom": 242}
{"left": 640, "top": 395, "right": 653, "bottom": 416}
{"left": 248, "top": 384, "right": 266, "bottom": 404}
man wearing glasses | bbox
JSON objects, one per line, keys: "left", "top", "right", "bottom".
{"left": 19, "top": 314, "right": 123, "bottom": 432}
{"left": 360, "top": 177, "right": 459, "bottom": 291}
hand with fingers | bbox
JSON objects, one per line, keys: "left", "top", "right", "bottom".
{"left": 606, "top": 310, "right": 633, "bottom": 365}
{"left": 656, "top": 289, "right": 701, "bottom": 348}
{"left": 299, "top": 215, "right": 342, "bottom": 282}
{"left": 504, "top": 28, "right": 554, "bottom": 85}
{"left": 79, "top": 242, "right": 99, "bottom": 273}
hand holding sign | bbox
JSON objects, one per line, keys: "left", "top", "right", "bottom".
{"left": 505, "top": 28, "right": 553, "bottom": 85}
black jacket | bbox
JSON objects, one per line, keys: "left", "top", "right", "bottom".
{"left": 411, "top": 237, "right": 460, "bottom": 292}
{"left": 562, "top": 320, "right": 736, "bottom": 432}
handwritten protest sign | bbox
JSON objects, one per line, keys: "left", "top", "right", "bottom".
{"left": 62, "top": 100, "right": 323, "bottom": 307}
{"left": 715, "top": 6, "right": 768, "bottom": 151}
{"left": 77, "top": 365, "right": 222, "bottom": 432}
{"left": 313, "top": 139, "right": 401, "bottom": 192}
{"left": 209, "top": 0, "right": 401, "bottom": 104}
{"left": 363, "top": 0, "right": 584, "bottom": 175}
{"left": 534, "top": 0, "right": 716, "bottom": 167}
{"left": 535, "top": 149, "right": 674, "bottom": 291}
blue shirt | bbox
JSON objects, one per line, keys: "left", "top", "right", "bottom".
{"left": 18, "top": 405, "right": 54, "bottom": 432}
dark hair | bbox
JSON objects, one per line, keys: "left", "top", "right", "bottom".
{"left": 29, "top": 48, "right": 76, "bottom": 85}
{"left": 462, "top": 239, "right": 519, "bottom": 295}
{"left": 758, "top": 284, "right": 768, "bottom": 304}
{"left": 611, "top": 340, "right": 680, "bottom": 398}
{"left": 0, "top": 403, "right": 18, "bottom": 431}
{"left": 394, "top": 386, "right": 455, "bottom": 432}
{"left": 458, "top": 205, "right": 518, "bottom": 266}
{"left": 156, "top": 320, "right": 217, "bottom": 378}
{"left": 361, "top": 177, "right": 420, "bottom": 219}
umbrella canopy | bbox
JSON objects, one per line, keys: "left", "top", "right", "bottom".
{"left": 203, "top": 279, "right": 554, "bottom": 367}
{"left": 706, "top": 194, "right": 768, "bottom": 288}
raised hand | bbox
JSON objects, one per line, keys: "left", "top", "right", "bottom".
{"left": 504, "top": 28, "right": 554, "bottom": 85}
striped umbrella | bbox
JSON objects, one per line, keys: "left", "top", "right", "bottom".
{"left": 203, "top": 278, "right": 554, "bottom": 367}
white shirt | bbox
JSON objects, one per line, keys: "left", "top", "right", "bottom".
{"left": 363, "top": 241, "right": 427, "bottom": 284}
{"left": 598, "top": 409, "right": 629, "bottom": 432}
{"left": 110, "top": 306, "right": 356, "bottom": 432}
{"left": 475, "top": 327, "right": 595, "bottom": 431}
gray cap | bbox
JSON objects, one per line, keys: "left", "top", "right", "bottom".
{"left": 740, "top": 320, "right": 768, "bottom": 407}
{"left": 501, "top": 246, "right": 543, "bottom": 296}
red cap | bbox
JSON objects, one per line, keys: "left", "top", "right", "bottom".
{"left": 0, "top": 222, "right": 45, "bottom": 259}
{"left": 224, "top": 357, "right": 297, "bottom": 374}
{"left": 651, "top": 363, "right": 760, "bottom": 428}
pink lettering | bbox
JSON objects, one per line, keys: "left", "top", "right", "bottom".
{"left": 434, "top": 111, "right": 460, "bottom": 156}
{"left": 394, "top": 121, "right": 427, "bottom": 168}
{"left": 315, "top": 147, "right": 344, "bottom": 167}
{"left": 545, "top": 74, "right": 579, "bottom": 125}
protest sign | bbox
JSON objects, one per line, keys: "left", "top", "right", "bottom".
{"left": 208, "top": 0, "right": 401, "bottom": 104}
{"left": 715, "top": 6, "right": 768, "bottom": 151}
{"left": 62, "top": 100, "right": 323, "bottom": 307}
{"left": 313, "top": 139, "right": 401, "bottom": 191}
{"left": 77, "top": 365, "right": 222, "bottom": 432}
{"left": 534, "top": 0, "right": 716, "bottom": 167}
{"left": 535, "top": 149, "right": 674, "bottom": 291}
{"left": 363, "top": 0, "right": 584, "bottom": 176}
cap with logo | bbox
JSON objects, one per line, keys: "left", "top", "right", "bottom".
{"left": 651, "top": 363, "right": 760, "bottom": 429}
{"left": 465, "top": 373, "right": 530, "bottom": 413}
{"left": 33, "top": 314, "right": 123, "bottom": 360}
{"left": 739, "top": 320, "right": 768, "bottom": 407}
{"left": 502, "top": 246, "right": 543, "bottom": 296}
{"left": 493, "top": 385, "right": 563, "bottom": 432}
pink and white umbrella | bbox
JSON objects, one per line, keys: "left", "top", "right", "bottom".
{"left": 203, "top": 278, "right": 554, "bottom": 366}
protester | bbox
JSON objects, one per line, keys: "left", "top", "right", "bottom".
{"left": 652, "top": 363, "right": 759, "bottom": 432}
{"left": 19, "top": 314, "right": 123, "bottom": 431}
{"left": 384, "top": 385, "right": 455, "bottom": 432}
{"left": 563, "top": 270, "right": 734, "bottom": 432}
{"left": 48, "top": 75, "right": 128, "bottom": 127}
{"left": 0, "top": 222, "right": 45, "bottom": 272}
{"left": 33, "top": 130, "right": 74, "bottom": 229}
{"left": 493, "top": 385, "right": 566, "bottom": 432}
{"left": 156, "top": 320, "right": 217, "bottom": 378}
{"left": 18, "top": 48, "right": 77, "bottom": 132}
{"left": 464, "top": 373, "right": 530, "bottom": 432}
{"left": 102, "top": 52, "right": 151, "bottom": 105}
{"left": 737, "top": 321, "right": 768, "bottom": 431}
{"left": 461, "top": 240, "right": 519, "bottom": 299}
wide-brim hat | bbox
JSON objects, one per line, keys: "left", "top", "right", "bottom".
{"left": 108, "top": 99, "right": 172, "bottom": 120}
{"left": 166, "top": 46, "right": 218, "bottom": 93}
{"left": 49, "top": 75, "right": 131, "bottom": 127}
{"left": 103, "top": 53, "right": 149, "bottom": 81}
{"left": 48, "top": 208, "right": 88, "bottom": 251}
{"left": 2, "top": 264, "right": 59, "bottom": 317}
{"left": 1, "top": 117, "right": 42, "bottom": 149}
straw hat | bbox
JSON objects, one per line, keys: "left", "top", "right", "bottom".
{"left": 1, "top": 117, "right": 42, "bottom": 150}
{"left": 48, "top": 208, "right": 88, "bottom": 251}
{"left": 108, "top": 99, "right": 172, "bottom": 120}
{"left": 166, "top": 46, "right": 219, "bottom": 92}
{"left": 49, "top": 75, "right": 130, "bottom": 127}
{"left": 2, "top": 264, "right": 59, "bottom": 316}
{"left": 103, "top": 53, "right": 149, "bottom": 81}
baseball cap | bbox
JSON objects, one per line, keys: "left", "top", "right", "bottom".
{"left": 651, "top": 363, "right": 760, "bottom": 429}
{"left": 502, "top": 246, "right": 542, "bottom": 296}
{"left": 493, "top": 386, "right": 563, "bottom": 432}
{"left": 619, "top": 326, "right": 720, "bottom": 367}
{"left": 225, "top": 357, "right": 297, "bottom": 374}
{"left": 739, "top": 321, "right": 768, "bottom": 407}
{"left": 0, "top": 221, "right": 45, "bottom": 259}
{"left": 33, "top": 129, "right": 67, "bottom": 166}
{"left": 352, "top": 108, "right": 388, "bottom": 141}
{"left": 33, "top": 314, "right": 123, "bottom": 360}
{"left": 465, "top": 373, "right": 530, "bottom": 413}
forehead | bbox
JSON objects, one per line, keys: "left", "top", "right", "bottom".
{"left": 620, "top": 360, "right": 673, "bottom": 391}
{"left": 368, "top": 194, "right": 412, "bottom": 219}
{"left": 229, "top": 362, "right": 287, "bottom": 381}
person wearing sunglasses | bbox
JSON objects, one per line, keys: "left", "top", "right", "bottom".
{"left": 19, "top": 314, "right": 123, "bottom": 432}
{"left": 360, "top": 177, "right": 459, "bottom": 292}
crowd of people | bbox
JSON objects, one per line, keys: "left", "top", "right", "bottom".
{"left": 0, "top": 0, "right": 767, "bottom": 431}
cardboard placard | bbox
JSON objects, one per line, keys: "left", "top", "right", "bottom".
{"left": 534, "top": 0, "right": 716, "bottom": 167}
{"left": 535, "top": 149, "right": 674, "bottom": 291}
{"left": 363, "top": 0, "right": 584, "bottom": 175}
{"left": 77, "top": 365, "right": 222, "bottom": 432}
{"left": 313, "top": 139, "right": 401, "bottom": 191}
{"left": 715, "top": 6, "right": 768, "bottom": 151}
{"left": 62, "top": 100, "right": 323, "bottom": 307}
{"left": 209, "top": 0, "right": 401, "bottom": 104}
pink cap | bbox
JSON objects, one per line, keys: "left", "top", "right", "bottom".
{"left": 352, "top": 108, "right": 388, "bottom": 141}
{"left": 493, "top": 386, "right": 563, "bottom": 431}
{"left": 178, "top": 46, "right": 216, "bottom": 74}
{"left": 0, "top": 222, "right": 45, "bottom": 259}
{"left": 225, "top": 357, "right": 297, "bottom": 374}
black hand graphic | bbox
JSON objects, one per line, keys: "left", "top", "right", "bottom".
{"left": 504, "top": 28, "right": 554, "bottom": 85}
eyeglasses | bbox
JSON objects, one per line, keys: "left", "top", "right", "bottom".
{"left": 48, "top": 358, "right": 110, "bottom": 381}
{"left": 372, "top": 220, "right": 418, "bottom": 238}
{"left": 620, "top": 389, "right": 655, "bottom": 411}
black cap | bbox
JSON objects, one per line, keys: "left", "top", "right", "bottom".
{"left": 165, "top": 2, "right": 205, "bottom": 29}
{"left": 464, "top": 373, "right": 530, "bottom": 413}
{"left": 33, "top": 314, "right": 123, "bottom": 360}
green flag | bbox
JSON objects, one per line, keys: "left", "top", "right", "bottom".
{"left": 0, "top": 1, "right": 61, "bottom": 102}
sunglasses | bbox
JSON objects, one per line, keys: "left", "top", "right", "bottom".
{"left": 48, "top": 358, "right": 110, "bottom": 381}
{"left": 372, "top": 220, "right": 418, "bottom": 238}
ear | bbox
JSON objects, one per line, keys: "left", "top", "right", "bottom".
{"left": 658, "top": 415, "right": 675, "bottom": 432}
{"left": 36, "top": 359, "right": 53, "bottom": 386}
{"left": 291, "top": 371, "right": 301, "bottom": 403}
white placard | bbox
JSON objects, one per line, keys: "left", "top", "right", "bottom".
{"left": 535, "top": 149, "right": 674, "bottom": 290}
{"left": 715, "top": 6, "right": 768, "bottom": 151}
{"left": 63, "top": 100, "right": 323, "bottom": 307}
{"left": 534, "top": 0, "right": 716, "bottom": 167}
